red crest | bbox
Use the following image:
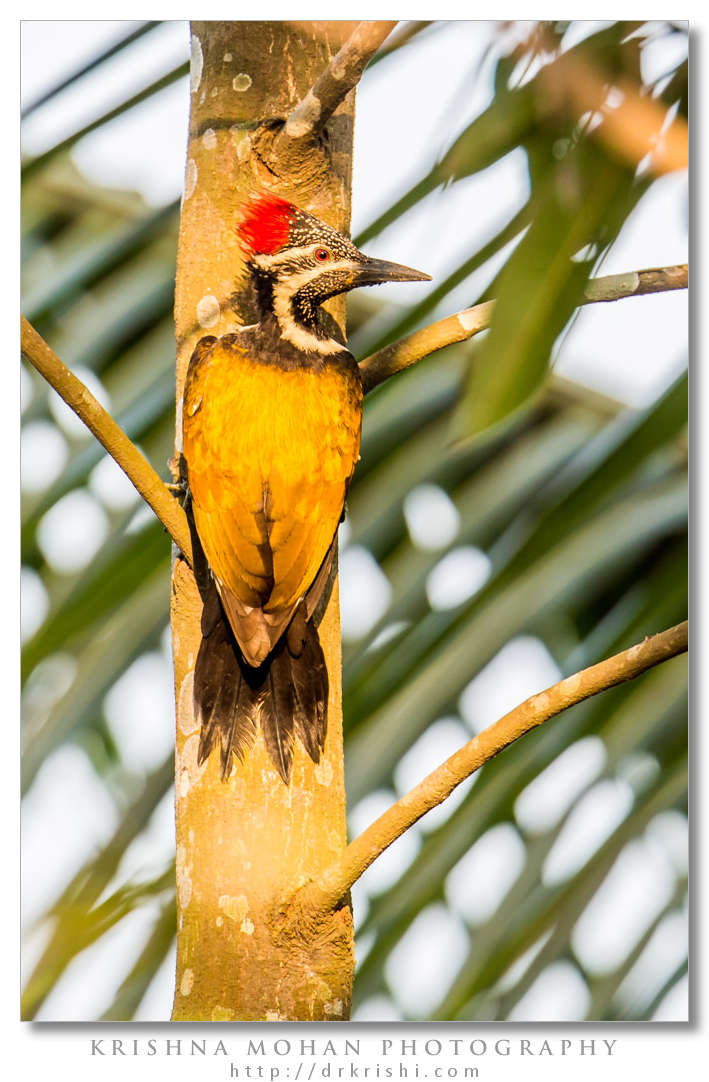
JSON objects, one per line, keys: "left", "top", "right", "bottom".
{"left": 238, "top": 193, "right": 297, "bottom": 257}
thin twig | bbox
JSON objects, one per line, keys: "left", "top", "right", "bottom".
{"left": 273, "top": 21, "right": 397, "bottom": 155}
{"left": 20, "top": 316, "right": 194, "bottom": 567}
{"left": 359, "top": 263, "right": 689, "bottom": 393}
{"left": 293, "top": 621, "right": 688, "bottom": 922}
{"left": 582, "top": 264, "right": 689, "bottom": 303}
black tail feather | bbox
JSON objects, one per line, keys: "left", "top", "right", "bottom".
{"left": 291, "top": 620, "right": 327, "bottom": 761}
{"left": 261, "top": 667, "right": 296, "bottom": 784}
{"left": 217, "top": 666, "right": 242, "bottom": 780}
{"left": 195, "top": 615, "right": 258, "bottom": 776}
{"left": 194, "top": 595, "right": 328, "bottom": 783}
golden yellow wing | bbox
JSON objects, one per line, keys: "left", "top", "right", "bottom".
{"left": 183, "top": 334, "right": 361, "bottom": 660}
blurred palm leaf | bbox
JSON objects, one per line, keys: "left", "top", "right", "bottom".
{"left": 21, "top": 20, "right": 687, "bottom": 1021}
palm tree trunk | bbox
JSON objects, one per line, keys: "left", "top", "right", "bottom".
{"left": 170, "top": 20, "right": 359, "bottom": 1022}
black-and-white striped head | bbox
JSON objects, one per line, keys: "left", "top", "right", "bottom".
{"left": 238, "top": 193, "right": 430, "bottom": 353}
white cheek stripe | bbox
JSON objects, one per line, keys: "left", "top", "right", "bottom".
{"left": 272, "top": 277, "right": 345, "bottom": 353}
{"left": 279, "top": 321, "right": 345, "bottom": 354}
{"left": 268, "top": 256, "right": 355, "bottom": 354}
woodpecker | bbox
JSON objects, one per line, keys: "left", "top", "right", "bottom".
{"left": 183, "top": 193, "right": 430, "bottom": 783}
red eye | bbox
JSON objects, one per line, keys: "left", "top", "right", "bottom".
{"left": 315, "top": 248, "right": 330, "bottom": 261}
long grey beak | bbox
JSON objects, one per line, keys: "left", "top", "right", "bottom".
{"left": 355, "top": 256, "right": 432, "bottom": 286}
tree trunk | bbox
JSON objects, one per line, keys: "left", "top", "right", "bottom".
{"left": 170, "top": 20, "right": 359, "bottom": 1022}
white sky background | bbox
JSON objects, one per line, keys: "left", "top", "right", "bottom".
{"left": 19, "top": 20, "right": 689, "bottom": 1023}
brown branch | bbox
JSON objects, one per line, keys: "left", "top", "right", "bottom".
{"left": 360, "top": 300, "right": 495, "bottom": 394}
{"left": 359, "top": 263, "right": 689, "bottom": 393}
{"left": 294, "top": 621, "right": 688, "bottom": 923}
{"left": 273, "top": 21, "right": 397, "bottom": 155}
{"left": 582, "top": 264, "right": 689, "bottom": 303}
{"left": 20, "top": 316, "right": 194, "bottom": 567}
